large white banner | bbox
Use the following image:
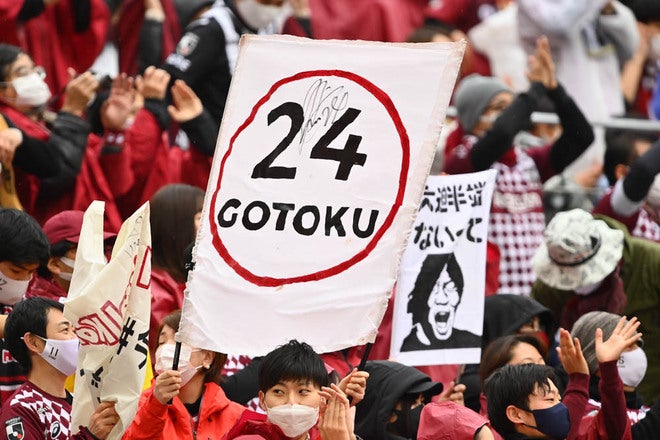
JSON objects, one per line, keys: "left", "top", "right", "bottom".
{"left": 64, "top": 201, "right": 151, "bottom": 439}
{"left": 179, "top": 35, "right": 465, "bottom": 356}
{"left": 390, "top": 170, "right": 497, "bottom": 365}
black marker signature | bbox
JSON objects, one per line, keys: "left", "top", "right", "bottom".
{"left": 299, "top": 78, "right": 349, "bottom": 148}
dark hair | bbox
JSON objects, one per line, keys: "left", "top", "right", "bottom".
{"left": 5, "top": 297, "right": 63, "bottom": 373}
{"left": 407, "top": 17, "right": 456, "bottom": 42}
{"left": 0, "top": 209, "right": 50, "bottom": 266}
{"left": 603, "top": 127, "right": 657, "bottom": 186}
{"left": 155, "top": 310, "right": 226, "bottom": 384}
{"left": 150, "top": 184, "right": 204, "bottom": 283}
{"left": 604, "top": 130, "right": 639, "bottom": 185}
{"left": 485, "top": 363, "right": 555, "bottom": 435}
{"left": 479, "top": 334, "right": 546, "bottom": 386}
{"left": 407, "top": 253, "right": 464, "bottom": 326}
{"left": 0, "top": 44, "right": 23, "bottom": 83}
{"left": 258, "top": 340, "right": 329, "bottom": 392}
{"left": 36, "top": 240, "right": 76, "bottom": 278}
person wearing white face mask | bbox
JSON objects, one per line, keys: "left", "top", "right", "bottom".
{"left": 122, "top": 310, "right": 245, "bottom": 440}
{"left": 0, "top": 208, "right": 50, "bottom": 405}
{"left": 1, "top": 297, "right": 120, "bottom": 439}
{"left": 0, "top": 43, "right": 99, "bottom": 224}
{"left": 224, "top": 340, "right": 365, "bottom": 440}
{"left": 28, "top": 210, "right": 116, "bottom": 302}
{"left": 532, "top": 208, "right": 660, "bottom": 405}
{"left": 572, "top": 312, "right": 652, "bottom": 439}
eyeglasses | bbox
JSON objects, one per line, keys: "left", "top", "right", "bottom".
{"left": 0, "top": 65, "right": 46, "bottom": 86}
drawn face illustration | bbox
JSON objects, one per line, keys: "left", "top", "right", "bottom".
{"left": 426, "top": 265, "right": 461, "bottom": 340}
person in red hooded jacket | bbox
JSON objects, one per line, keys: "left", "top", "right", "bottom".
{"left": 0, "top": 0, "right": 109, "bottom": 106}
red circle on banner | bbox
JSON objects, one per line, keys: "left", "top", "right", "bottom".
{"left": 209, "top": 69, "right": 410, "bottom": 287}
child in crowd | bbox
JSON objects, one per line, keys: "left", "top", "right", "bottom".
{"left": 223, "top": 340, "right": 367, "bottom": 440}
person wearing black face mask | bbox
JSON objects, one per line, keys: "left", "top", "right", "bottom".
{"left": 355, "top": 361, "right": 443, "bottom": 440}
{"left": 485, "top": 363, "right": 574, "bottom": 440}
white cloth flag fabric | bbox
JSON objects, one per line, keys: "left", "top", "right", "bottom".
{"left": 64, "top": 201, "right": 151, "bottom": 439}
{"left": 390, "top": 170, "right": 497, "bottom": 366}
{"left": 179, "top": 34, "right": 465, "bottom": 356}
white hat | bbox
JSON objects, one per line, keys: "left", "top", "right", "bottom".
{"left": 532, "top": 209, "right": 624, "bottom": 290}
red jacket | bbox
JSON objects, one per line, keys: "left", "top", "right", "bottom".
{"left": 27, "top": 275, "right": 67, "bottom": 301}
{"left": 115, "top": 107, "right": 171, "bottom": 218}
{"left": 285, "top": 0, "right": 426, "bottom": 42}
{"left": 116, "top": 0, "right": 181, "bottom": 76}
{"left": 122, "top": 381, "right": 245, "bottom": 440}
{"left": 223, "top": 409, "right": 321, "bottom": 440}
{"left": 418, "top": 401, "right": 491, "bottom": 440}
{"left": 0, "top": 104, "right": 123, "bottom": 230}
{"left": 0, "top": 0, "right": 109, "bottom": 102}
{"left": 574, "top": 361, "right": 632, "bottom": 440}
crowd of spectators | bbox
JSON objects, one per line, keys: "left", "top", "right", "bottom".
{"left": 1, "top": 0, "right": 660, "bottom": 439}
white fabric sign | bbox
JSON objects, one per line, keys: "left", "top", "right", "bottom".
{"left": 179, "top": 34, "right": 465, "bottom": 356}
{"left": 390, "top": 170, "right": 497, "bottom": 365}
{"left": 64, "top": 201, "right": 151, "bottom": 439}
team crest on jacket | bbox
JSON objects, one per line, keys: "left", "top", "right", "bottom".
{"left": 50, "top": 421, "right": 61, "bottom": 438}
{"left": 177, "top": 33, "right": 200, "bottom": 57}
{"left": 4, "top": 417, "right": 24, "bottom": 439}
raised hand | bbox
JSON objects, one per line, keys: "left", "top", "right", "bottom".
{"left": 437, "top": 380, "right": 466, "bottom": 406}
{"left": 153, "top": 369, "right": 182, "bottom": 405}
{"left": 526, "top": 36, "right": 557, "bottom": 90}
{"left": 136, "top": 66, "right": 171, "bottom": 101}
{"left": 167, "top": 79, "right": 203, "bottom": 123}
{"left": 318, "top": 383, "right": 356, "bottom": 440}
{"left": 557, "top": 327, "right": 589, "bottom": 375}
{"left": 337, "top": 368, "right": 369, "bottom": 407}
{"left": 595, "top": 316, "right": 642, "bottom": 363}
{"left": 61, "top": 68, "right": 99, "bottom": 117}
{"left": 101, "top": 73, "right": 135, "bottom": 131}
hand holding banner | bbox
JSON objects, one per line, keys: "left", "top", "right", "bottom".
{"left": 64, "top": 201, "right": 151, "bottom": 439}
{"left": 179, "top": 35, "right": 465, "bottom": 357}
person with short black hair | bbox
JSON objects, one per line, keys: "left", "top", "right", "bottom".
{"left": 0, "top": 208, "right": 50, "bottom": 405}
{"left": 224, "top": 340, "right": 366, "bottom": 440}
{"left": 0, "top": 297, "right": 119, "bottom": 439}
{"left": 594, "top": 136, "right": 660, "bottom": 242}
{"left": 485, "top": 363, "right": 564, "bottom": 439}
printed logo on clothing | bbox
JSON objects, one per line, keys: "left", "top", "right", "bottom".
{"left": 50, "top": 421, "right": 61, "bottom": 438}
{"left": 5, "top": 417, "right": 24, "bottom": 439}
{"left": 177, "top": 33, "right": 200, "bottom": 57}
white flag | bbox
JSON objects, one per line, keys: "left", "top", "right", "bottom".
{"left": 390, "top": 170, "right": 497, "bottom": 365}
{"left": 179, "top": 35, "right": 465, "bottom": 356}
{"left": 64, "top": 201, "right": 151, "bottom": 439}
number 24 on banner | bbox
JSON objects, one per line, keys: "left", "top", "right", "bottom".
{"left": 209, "top": 70, "right": 410, "bottom": 287}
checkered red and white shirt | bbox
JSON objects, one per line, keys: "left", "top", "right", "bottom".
{"left": 0, "top": 305, "right": 25, "bottom": 409}
{"left": 0, "top": 381, "right": 94, "bottom": 440}
{"left": 592, "top": 189, "right": 660, "bottom": 242}
{"left": 445, "top": 136, "right": 554, "bottom": 296}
